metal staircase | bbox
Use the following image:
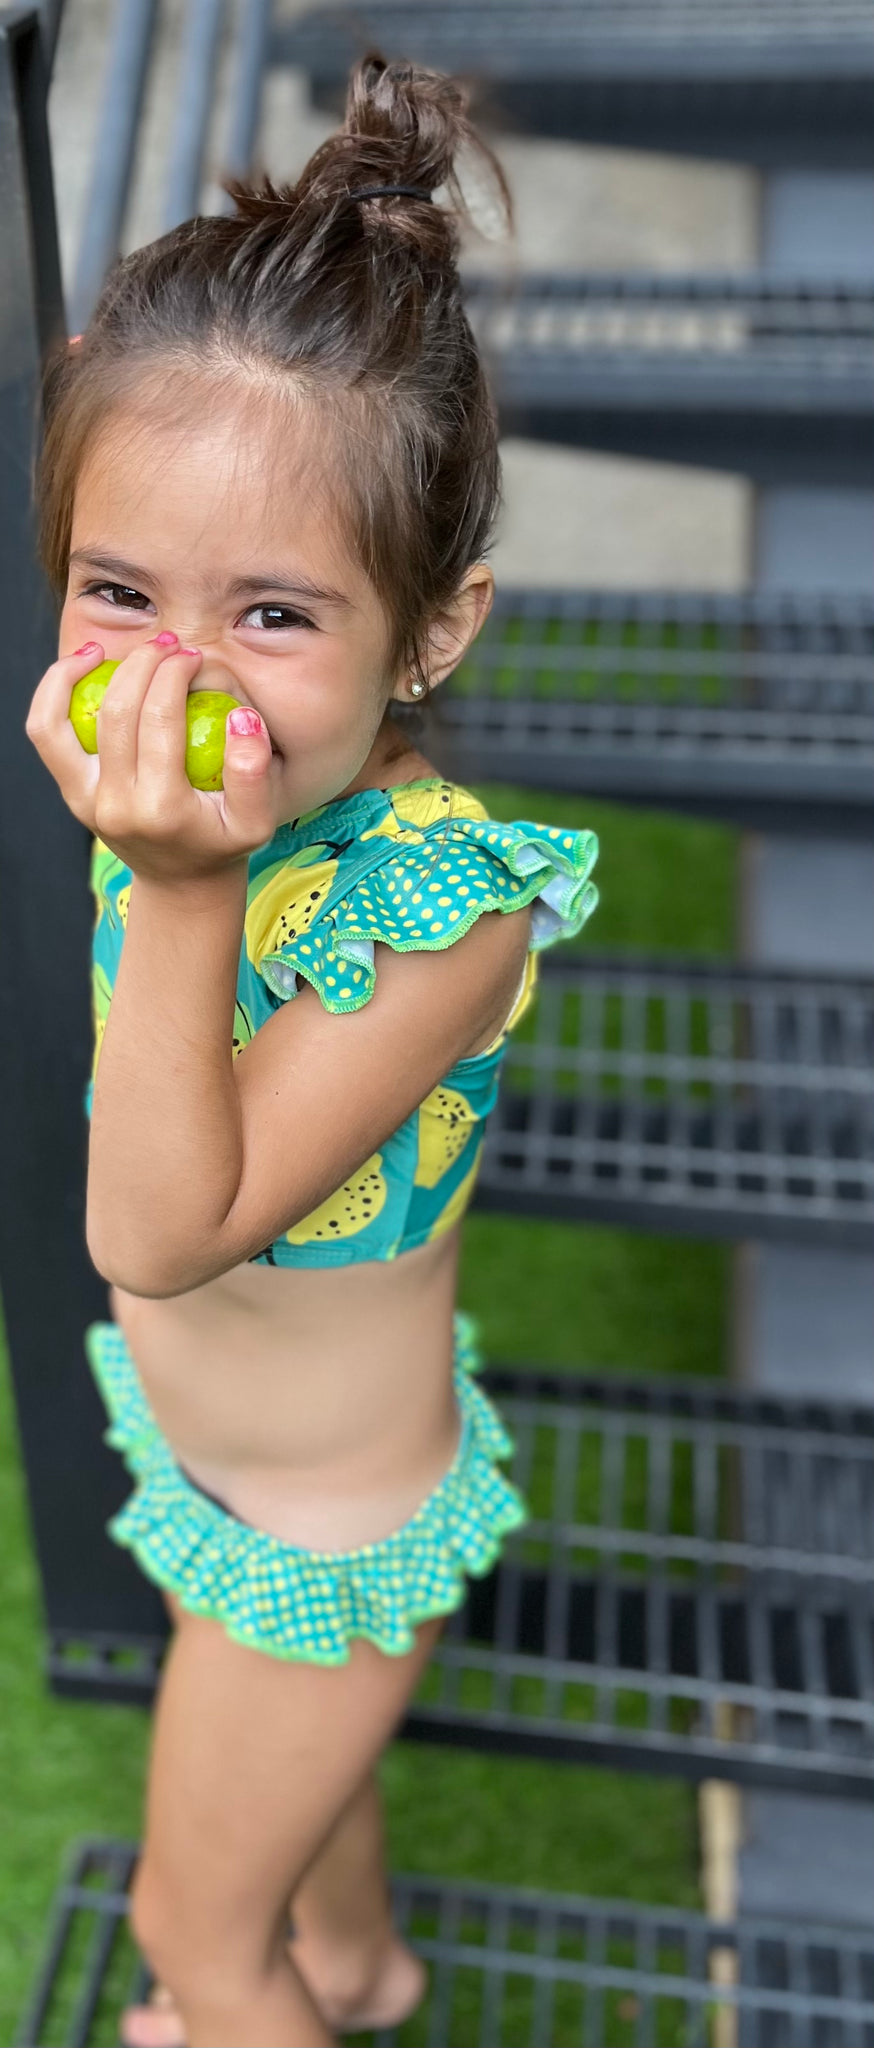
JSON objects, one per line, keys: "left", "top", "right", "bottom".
{"left": 46, "top": 1370, "right": 874, "bottom": 1799}
{"left": 442, "top": 588, "right": 874, "bottom": 832}
{"left": 274, "top": 0, "right": 874, "bottom": 167}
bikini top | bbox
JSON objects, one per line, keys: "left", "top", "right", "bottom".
{"left": 84, "top": 776, "right": 598, "bottom": 1267}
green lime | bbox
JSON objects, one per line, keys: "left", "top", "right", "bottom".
{"left": 68, "top": 660, "right": 119, "bottom": 752}
{"left": 69, "top": 660, "right": 242, "bottom": 790}
{"left": 184, "top": 690, "right": 243, "bottom": 790}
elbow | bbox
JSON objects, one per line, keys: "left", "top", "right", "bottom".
{"left": 85, "top": 1226, "right": 179, "bottom": 1301}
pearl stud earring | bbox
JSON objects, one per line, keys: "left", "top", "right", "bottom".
{"left": 409, "top": 678, "right": 427, "bottom": 698}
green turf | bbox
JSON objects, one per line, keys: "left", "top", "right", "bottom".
{"left": 459, "top": 1215, "right": 728, "bottom": 1378}
{"left": 0, "top": 790, "right": 736, "bottom": 2044}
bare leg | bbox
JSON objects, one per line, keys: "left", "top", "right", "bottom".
{"left": 123, "top": 1597, "right": 440, "bottom": 2048}
{"left": 288, "top": 1769, "right": 426, "bottom": 2030}
{"left": 124, "top": 1765, "right": 422, "bottom": 2044}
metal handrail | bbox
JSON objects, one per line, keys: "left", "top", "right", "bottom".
{"left": 68, "top": 0, "right": 159, "bottom": 335}
{"left": 37, "top": 0, "right": 64, "bottom": 75}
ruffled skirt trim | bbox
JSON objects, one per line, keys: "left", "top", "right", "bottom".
{"left": 84, "top": 1311, "right": 528, "bottom": 1665}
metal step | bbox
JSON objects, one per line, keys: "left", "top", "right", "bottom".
{"left": 440, "top": 587, "right": 874, "bottom": 834}
{"left": 474, "top": 953, "right": 874, "bottom": 1248}
{"left": 16, "top": 1835, "right": 874, "bottom": 2047}
{"left": 272, "top": 0, "right": 874, "bottom": 167}
{"left": 462, "top": 271, "right": 874, "bottom": 483}
{"left": 46, "top": 1371, "right": 874, "bottom": 1797}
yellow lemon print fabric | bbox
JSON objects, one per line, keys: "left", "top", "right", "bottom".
{"left": 85, "top": 778, "right": 598, "bottom": 1267}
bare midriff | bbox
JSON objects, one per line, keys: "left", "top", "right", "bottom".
{"left": 109, "top": 1225, "right": 465, "bottom": 1550}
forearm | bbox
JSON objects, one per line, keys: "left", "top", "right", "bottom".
{"left": 86, "top": 862, "right": 248, "bottom": 1294}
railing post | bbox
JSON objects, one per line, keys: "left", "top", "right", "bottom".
{"left": 0, "top": 6, "right": 166, "bottom": 1646}
{"left": 736, "top": 165, "right": 874, "bottom": 1931}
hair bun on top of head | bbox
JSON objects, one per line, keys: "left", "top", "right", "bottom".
{"left": 222, "top": 52, "right": 511, "bottom": 263}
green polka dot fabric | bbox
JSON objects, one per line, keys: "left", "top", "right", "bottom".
{"left": 252, "top": 778, "right": 598, "bottom": 1011}
{"left": 84, "top": 776, "right": 598, "bottom": 1267}
{"left": 84, "top": 1312, "right": 528, "bottom": 1665}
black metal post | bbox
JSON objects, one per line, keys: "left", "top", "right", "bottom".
{"left": 0, "top": 5, "right": 166, "bottom": 1645}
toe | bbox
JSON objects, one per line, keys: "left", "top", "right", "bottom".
{"left": 119, "top": 1993, "right": 187, "bottom": 2048}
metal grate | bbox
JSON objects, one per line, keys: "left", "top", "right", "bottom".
{"left": 46, "top": 1373, "right": 874, "bottom": 1796}
{"left": 460, "top": 273, "right": 874, "bottom": 481}
{"left": 274, "top": 0, "right": 874, "bottom": 76}
{"left": 272, "top": 2, "right": 874, "bottom": 166}
{"left": 16, "top": 1837, "right": 874, "bottom": 2047}
{"left": 464, "top": 272, "right": 874, "bottom": 403}
{"left": 474, "top": 954, "right": 874, "bottom": 1247}
{"left": 442, "top": 588, "right": 874, "bottom": 831}
{"left": 417, "top": 1369, "right": 874, "bottom": 1797}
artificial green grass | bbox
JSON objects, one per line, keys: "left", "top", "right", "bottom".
{"left": 459, "top": 781, "right": 735, "bottom": 1382}
{"left": 459, "top": 1215, "right": 727, "bottom": 1378}
{"left": 0, "top": 791, "right": 736, "bottom": 2044}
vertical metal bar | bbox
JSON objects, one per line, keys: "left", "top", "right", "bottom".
{"left": 542, "top": 1407, "right": 577, "bottom": 1716}
{"left": 214, "top": 0, "right": 272, "bottom": 208}
{"left": 530, "top": 1902, "right": 558, "bottom": 2048}
{"left": 582, "top": 1908, "right": 606, "bottom": 2048}
{"left": 160, "top": 0, "right": 228, "bottom": 231}
{"left": 0, "top": 5, "right": 167, "bottom": 1653}
{"left": 37, "top": 0, "right": 65, "bottom": 75}
{"left": 478, "top": 1896, "right": 507, "bottom": 2048}
{"left": 68, "top": 0, "right": 159, "bottom": 334}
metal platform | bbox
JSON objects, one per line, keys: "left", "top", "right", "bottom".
{"left": 272, "top": 0, "right": 874, "bottom": 168}
{"left": 46, "top": 1371, "right": 874, "bottom": 1797}
{"left": 473, "top": 953, "right": 874, "bottom": 1248}
{"left": 440, "top": 587, "right": 874, "bottom": 833}
{"left": 16, "top": 1835, "right": 874, "bottom": 2047}
{"left": 463, "top": 272, "right": 874, "bottom": 483}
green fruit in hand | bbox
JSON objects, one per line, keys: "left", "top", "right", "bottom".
{"left": 184, "top": 690, "right": 245, "bottom": 789}
{"left": 69, "top": 659, "right": 243, "bottom": 790}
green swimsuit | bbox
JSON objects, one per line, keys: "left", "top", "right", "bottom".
{"left": 84, "top": 775, "right": 598, "bottom": 1661}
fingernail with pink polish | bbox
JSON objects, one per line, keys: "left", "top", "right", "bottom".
{"left": 74, "top": 642, "right": 101, "bottom": 655}
{"left": 227, "top": 708, "right": 265, "bottom": 737}
{"left": 150, "top": 631, "right": 179, "bottom": 647}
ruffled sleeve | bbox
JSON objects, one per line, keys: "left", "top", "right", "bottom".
{"left": 252, "top": 796, "right": 598, "bottom": 1016}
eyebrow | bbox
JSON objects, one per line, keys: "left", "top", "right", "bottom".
{"left": 68, "top": 550, "right": 354, "bottom": 610}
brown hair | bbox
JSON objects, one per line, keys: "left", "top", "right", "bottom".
{"left": 35, "top": 54, "right": 512, "bottom": 751}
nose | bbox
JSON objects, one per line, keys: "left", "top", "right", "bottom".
{"left": 179, "top": 643, "right": 241, "bottom": 696}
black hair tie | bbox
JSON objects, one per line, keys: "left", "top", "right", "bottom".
{"left": 348, "top": 184, "right": 433, "bottom": 203}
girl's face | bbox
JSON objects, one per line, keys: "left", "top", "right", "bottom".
{"left": 60, "top": 391, "right": 414, "bottom": 822}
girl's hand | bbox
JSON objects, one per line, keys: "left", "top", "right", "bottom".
{"left": 25, "top": 636, "right": 282, "bottom": 882}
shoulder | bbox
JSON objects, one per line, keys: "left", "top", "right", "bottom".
{"left": 244, "top": 776, "right": 599, "bottom": 1016}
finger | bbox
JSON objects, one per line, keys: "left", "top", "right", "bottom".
{"left": 25, "top": 640, "right": 105, "bottom": 746}
{"left": 94, "top": 633, "right": 191, "bottom": 780}
{"left": 128, "top": 643, "right": 204, "bottom": 790}
{"left": 220, "top": 707, "right": 276, "bottom": 843}
{"left": 24, "top": 642, "right": 111, "bottom": 807}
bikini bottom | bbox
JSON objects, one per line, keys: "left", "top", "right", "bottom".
{"left": 83, "top": 1311, "right": 528, "bottom": 1666}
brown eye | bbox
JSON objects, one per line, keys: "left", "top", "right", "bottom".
{"left": 244, "top": 605, "right": 315, "bottom": 631}
{"left": 85, "top": 582, "right": 152, "bottom": 611}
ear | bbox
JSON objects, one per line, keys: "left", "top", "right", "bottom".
{"left": 391, "top": 564, "right": 495, "bottom": 700}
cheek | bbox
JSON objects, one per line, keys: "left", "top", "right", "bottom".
{"left": 273, "top": 642, "right": 385, "bottom": 738}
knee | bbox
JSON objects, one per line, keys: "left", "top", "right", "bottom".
{"left": 128, "top": 1861, "right": 285, "bottom": 1991}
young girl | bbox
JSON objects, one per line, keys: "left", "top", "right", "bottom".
{"left": 26, "top": 54, "right": 597, "bottom": 2048}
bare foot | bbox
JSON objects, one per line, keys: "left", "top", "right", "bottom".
{"left": 294, "top": 1927, "right": 427, "bottom": 2034}
{"left": 119, "top": 1930, "right": 426, "bottom": 2044}
{"left": 119, "top": 1984, "right": 184, "bottom": 2048}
